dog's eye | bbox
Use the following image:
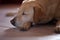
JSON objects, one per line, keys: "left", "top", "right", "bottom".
{"left": 22, "top": 12, "right": 26, "bottom": 15}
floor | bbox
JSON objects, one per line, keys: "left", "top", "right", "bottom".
{"left": 0, "top": 4, "right": 60, "bottom": 40}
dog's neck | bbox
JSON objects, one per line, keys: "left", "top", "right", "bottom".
{"left": 23, "top": 0, "right": 35, "bottom": 3}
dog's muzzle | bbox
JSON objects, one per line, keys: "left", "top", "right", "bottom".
{"left": 10, "top": 17, "right": 16, "bottom": 26}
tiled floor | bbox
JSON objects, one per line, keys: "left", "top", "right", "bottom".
{"left": 0, "top": 4, "right": 60, "bottom": 40}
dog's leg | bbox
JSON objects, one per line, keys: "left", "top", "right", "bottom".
{"left": 55, "top": 20, "right": 60, "bottom": 33}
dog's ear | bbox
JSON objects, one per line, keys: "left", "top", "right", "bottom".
{"left": 33, "top": 7, "right": 44, "bottom": 24}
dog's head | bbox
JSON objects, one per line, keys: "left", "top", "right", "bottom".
{"left": 10, "top": 3, "right": 44, "bottom": 30}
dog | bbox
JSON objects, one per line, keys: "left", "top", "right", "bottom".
{"left": 10, "top": 0, "right": 60, "bottom": 33}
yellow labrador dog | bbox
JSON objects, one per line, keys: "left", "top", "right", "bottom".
{"left": 10, "top": 0, "right": 60, "bottom": 33}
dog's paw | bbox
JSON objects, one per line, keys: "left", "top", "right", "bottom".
{"left": 20, "top": 28, "right": 29, "bottom": 31}
{"left": 18, "top": 26, "right": 30, "bottom": 31}
{"left": 19, "top": 22, "right": 32, "bottom": 31}
{"left": 54, "top": 27, "right": 60, "bottom": 34}
{"left": 17, "top": 23, "right": 33, "bottom": 31}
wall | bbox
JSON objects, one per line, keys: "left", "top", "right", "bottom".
{"left": 0, "top": 0, "right": 23, "bottom": 4}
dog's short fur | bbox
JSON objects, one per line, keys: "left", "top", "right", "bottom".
{"left": 10, "top": 0, "right": 60, "bottom": 33}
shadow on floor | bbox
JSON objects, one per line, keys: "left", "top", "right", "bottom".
{"left": 4, "top": 25, "right": 56, "bottom": 37}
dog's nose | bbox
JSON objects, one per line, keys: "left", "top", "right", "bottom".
{"left": 10, "top": 18, "right": 16, "bottom": 26}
